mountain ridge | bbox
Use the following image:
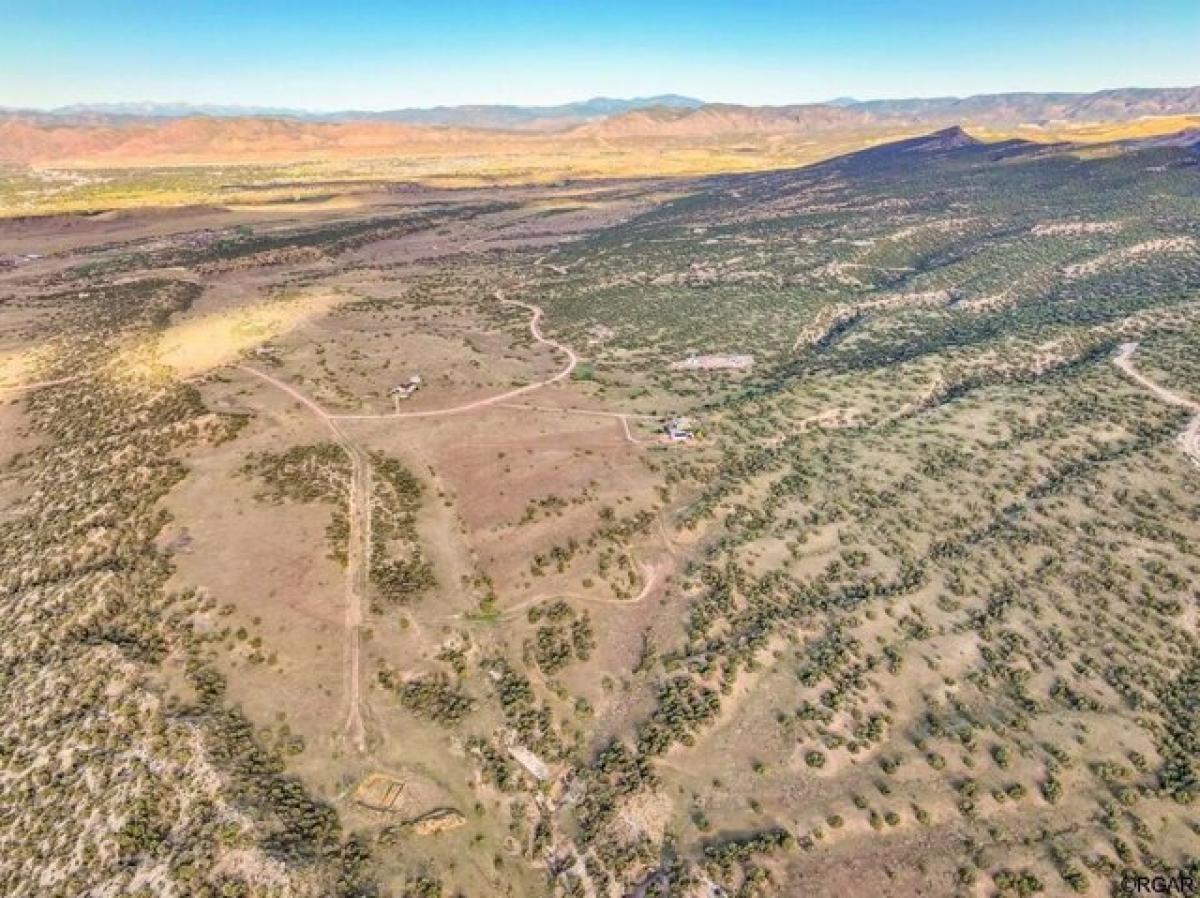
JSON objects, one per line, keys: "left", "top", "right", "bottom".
{"left": 5, "top": 85, "right": 1199, "bottom": 131}
{"left": 0, "top": 95, "right": 707, "bottom": 131}
{"left": 3, "top": 87, "right": 1200, "bottom": 170}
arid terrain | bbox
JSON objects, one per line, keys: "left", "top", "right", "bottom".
{"left": 2, "top": 115, "right": 1200, "bottom": 898}
{"left": 4, "top": 87, "right": 1200, "bottom": 217}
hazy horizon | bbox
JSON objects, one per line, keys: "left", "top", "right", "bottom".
{"left": 7, "top": 82, "right": 1200, "bottom": 116}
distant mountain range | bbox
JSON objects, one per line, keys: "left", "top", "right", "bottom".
{"left": 2, "top": 87, "right": 1199, "bottom": 168}
{"left": 335, "top": 95, "right": 706, "bottom": 129}
{"left": 1, "top": 95, "right": 707, "bottom": 130}
{"left": 5, "top": 86, "right": 1200, "bottom": 132}
{"left": 844, "top": 86, "right": 1200, "bottom": 124}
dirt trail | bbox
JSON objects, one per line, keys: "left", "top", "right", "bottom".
{"left": 332, "top": 297, "right": 577, "bottom": 421}
{"left": 620, "top": 415, "right": 638, "bottom": 444}
{"left": 231, "top": 298, "right": 581, "bottom": 751}
{"left": 1114, "top": 342, "right": 1200, "bottom": 469}
{"left": 465, "top": 512, "right": 682, "bottom": 623}
{"left": 0, "top": 374, "right": 88, "bottom": 394}
{"left": 235, "top": 297, "right": 667, "bottom": 724}
{"left": 498, "top": 401, "right": 658, "bottom": 421}
{"left": 237, "top": 364, "right": 371, "bottom": 753}
{"left": 487, "top": 554, "right": 672, "bottom": 620}
{"left": 499, "top": 401, "right": 657, "bottom": 444}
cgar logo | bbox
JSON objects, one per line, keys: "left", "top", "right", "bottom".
{"left": 1120, "top": 873, "right": 1198, "bottom": 895}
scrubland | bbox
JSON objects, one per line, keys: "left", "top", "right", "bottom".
{"left": 1, "top": 131, "right": 1199, "bottom": 897}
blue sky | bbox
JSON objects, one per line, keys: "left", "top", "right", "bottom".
{"left": 3, "top": 0, "right": 1198, "bottom": 109}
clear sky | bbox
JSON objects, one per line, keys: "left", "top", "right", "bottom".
{"left": 3, "top": 0, "right": 1198, "bottom": 110}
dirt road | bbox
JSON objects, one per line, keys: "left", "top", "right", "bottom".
{"left": 333, "top": 297, "right": 577, "bottom": 421}
{"left": 486, "top": 554, "right": 672, "bottom": 621}
{"left": 232, "top": 298, "right": 578, "bottom": 752}
{"left": 237, "top": 364, "right": 372, "bottom": 753}
{"left": 498, "top": 401, "right": 657, "bottom": 421}
{"left": 499, "top": 401, "right": 656, "bottom": 444}
{"left": 233, "top": 297, "right": 651, "bottom": 740}
{"left": 1114, "top": 341, "right": 1200, "bottom": 469}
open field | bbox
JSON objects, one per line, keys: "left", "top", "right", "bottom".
{"left": 2, "top": 127, "right": 1200, "bottom": 898}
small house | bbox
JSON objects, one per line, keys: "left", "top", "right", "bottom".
{"left": 665, "top": 416, "right": 695, "bottom": 442}
{"left": 391, "top": 375, "right": 422, "bottom": 400}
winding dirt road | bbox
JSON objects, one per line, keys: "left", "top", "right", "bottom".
{"left": 1114, "top": 342, "right": 1200, "bottom": 470}
{"left": 483, "top": 553, "right": 673, "bottom": 621}
{"left": 331, "top": 297, "right": 577, "bottom": 421}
